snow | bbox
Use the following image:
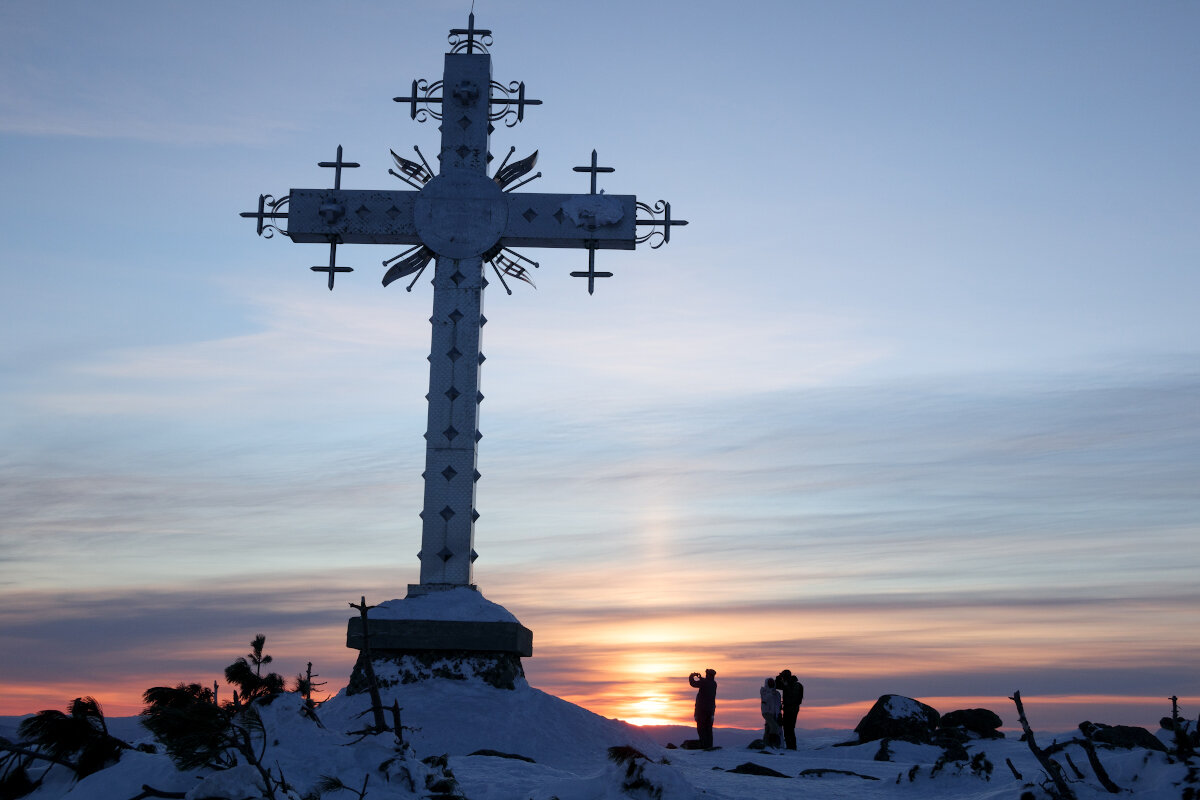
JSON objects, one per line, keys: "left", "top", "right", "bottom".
{"left": 3, "top": 678, "right": 1196, "bottom": 800}
{"left": 185, "top": 763, "right": 265, "bottom": 799}
{"left": 560, "top": 193, "right": 625, "bottom": 227}
{"left": 367, "top": 587, "right": 521, "bottom": 623}
{"left": 884, "top": 694, "right": 927, "bottom": 718}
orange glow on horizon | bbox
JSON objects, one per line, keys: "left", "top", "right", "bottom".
{"left": 6, "top": 665, "right": 1195, "bottom": 737}
{"left": 3, "top": 682, "right": 149, "bottom": 720}
{"left": 4, "top": 587, "right": 1195, "bottom": 740}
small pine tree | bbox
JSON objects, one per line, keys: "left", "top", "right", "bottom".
{"left": 292, "top": 662, "right": 327, "bottom": 711}
{"left": 141, "top": 683, "right": 235, "bottom": 770}
{"left": 223, "top": 634, "right": 285, "bottom": 705}
{"left": 15, "top": 696, "right": 129, "bottom": 778}
{"left": 247, "top": 634, "right": 272, "bottom": 677}
{"left": 141, "top": 683, "right": 285, "bottom": 800}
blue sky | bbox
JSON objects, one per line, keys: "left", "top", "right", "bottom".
{"left": 2, "top": 1, "right": 1198, "bottom": 729}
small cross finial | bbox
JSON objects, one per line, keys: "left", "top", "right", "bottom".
{"left": 239, "top": 193, "right": 288, "bottom": 236}
{"left": 318, "top": 145, "right": 360, "bottom": 190}
{"left": 312, "top": 241, "right": 353, "bottom": 290}
{"left": 635, "top": 200, "right": 690, "bottom": 248}
{"left": 449, "top": 13, "right": 492, "bottom": 54}
{"left": 569, "top": 247, "right": 614, "bottom": 295}
{"left": 573, "top": 150, "right": 615, "bottom": 195}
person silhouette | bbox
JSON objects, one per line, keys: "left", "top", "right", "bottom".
{"left": 688, "top": 669, "right": 717, "bottom": 749}
{"left": 775, "top": 669, "right": 804, "bottom": 749}
{"left": 760, "top": 677, "right": 782, "bottom": 748}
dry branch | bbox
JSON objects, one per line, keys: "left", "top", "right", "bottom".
{"left": 349, "top": 596, "right": 389, "bottom": 734}
{"left": 1077, "top": 727, "right": 1123, "bottom": 793}
{"left": 1010, "top": 691, "right": 1076, "bottom": 800}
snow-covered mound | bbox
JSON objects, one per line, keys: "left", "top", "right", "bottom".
{"left": 322, "top": 674, "right": 661, "bottom": 770}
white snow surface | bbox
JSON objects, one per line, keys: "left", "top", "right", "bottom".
{"left": 560, "top": 193, "right": 625, "bottom": 227}
{"left": 883, "top": 694, "right": 928, "bottom": 718}
{"left": 2, "top": 678, "right": 1194, "bottom": 799}
{"left": 367, "top": 587, "right": 521, "bottom": 623}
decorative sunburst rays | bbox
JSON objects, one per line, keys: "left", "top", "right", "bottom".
{"left": 379, "top": 145, "right": 542, "bottom": 294}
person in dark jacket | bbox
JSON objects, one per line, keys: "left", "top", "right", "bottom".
{"left": 775, "top": 669, "right": 804, "bottom": 749}
{"left": 689, "top": 669, "right": 717, "bottom": 748}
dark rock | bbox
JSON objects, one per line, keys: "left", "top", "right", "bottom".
{"left": 607, "top": 745, "right": 650, "bottom": 764}
{"left": 940, "top": 708, "right": 1004, "bottom": 739}
{"left": 747, "top": 738, "right": 766, "bottom": 750}
{"left": 679, "top": 739, "right": 706, "bottom": 750}
{"left": 798, "top": 768, "right": 880, "bottom": 780}
{"left": 939, "top": 736, "right": 969, "bottom": 763}
{"left": 854, "top": 695, "right": 940, "bottom": 744}
{"left": 1080, "top": 721, "right": 1168, "bottom": 752}
{"left": 1161, "top": 716, "right": 1198, "bottom": 735}
{"left": 727, "top": 762, "right": 789, "bottom": 778}
{"left": 468, "top": 749, "right": 535, "bottom": 763}
{"left": 608, "top": 745, "right": 670, "bottom": 798}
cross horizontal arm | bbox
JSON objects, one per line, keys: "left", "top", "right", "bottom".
{"left": 286, "top": 187, "right": 639, "bottom": 253}
{"left": 500, "top": 192, "right": 636, "bottom": 251}
{"left": 287, "top": 188, "right": 422, "bottom": 245}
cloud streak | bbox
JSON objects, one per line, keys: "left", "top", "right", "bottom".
{"left": 3, "top": 572, "right": 1196, "bottom": 729}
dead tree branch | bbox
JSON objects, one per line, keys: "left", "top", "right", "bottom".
{"left": 1010, "top": 691, "right": 1076, "bottom": 800}
{"left": 349, "top": 596, "right": 389, "bottom": 735}
{"left": 1077, "top": 726, "right": 1123, "bottom": 793}
{"left": 124, "top": 785, "right": 187, "bottom": 800}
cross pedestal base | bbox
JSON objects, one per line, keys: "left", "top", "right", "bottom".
{"left": 346, "top": 616, "right": 533, "bottom": 655}
{"left": 344, "top": 585, "right": 533, "bottom": 691}
{"left": 346, "top": 649, "right": 526, "bottom": 693}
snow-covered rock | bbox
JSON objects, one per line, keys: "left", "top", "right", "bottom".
{"left": 853, "top": 694, "right": 940, "bottom": 744}
{"left": 939, "top": 707, "right": 1004, "bottom": 739}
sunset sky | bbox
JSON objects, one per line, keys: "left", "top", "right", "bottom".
{"left": 2, "top": 1, "right": 1198, "bottom": 731}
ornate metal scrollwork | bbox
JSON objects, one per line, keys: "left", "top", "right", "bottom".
{"left": 486, "top": 247, "right": 538, "bottom": 294}
{"left": 395, "top": 79, "right": 446, "bottom": 122}
{"left": 493, "top": 148, "right": 539, "bottom": 190}
{"left": 390, "top": 148, "right": 433, "bottom": 188}
{"left": 488, "top": 81, "right": 542, "bottom": 127}
{"left": 635, "top": 200, "right": 689, "bottom": 249}
{"left": 382, "top": 245, "right": 435, "bottom": 291}
{"left": 240, "top": 194, "right": 290, "bottom": 239}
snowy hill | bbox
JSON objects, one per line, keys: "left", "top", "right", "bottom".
{"left": 2, "top": 677, "right": 1195, "bottom": 799}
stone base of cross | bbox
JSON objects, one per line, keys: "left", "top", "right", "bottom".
{"left": 344, "top": 585, "right": 532, "bottom": 694}
{"left": 242, "top": 14, "right": 683, "bottom": 690}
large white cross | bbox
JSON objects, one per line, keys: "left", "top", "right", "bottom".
{"left": 243, "top": 15, "right": 684, "bottom": 594}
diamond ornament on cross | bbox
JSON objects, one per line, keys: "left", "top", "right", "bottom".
{"left": 241, "top": 15, "right": 686, "bottom": 595}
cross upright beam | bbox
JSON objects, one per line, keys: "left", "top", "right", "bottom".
{"left": 408, "top": 46, "right": 493, "bottom": 590}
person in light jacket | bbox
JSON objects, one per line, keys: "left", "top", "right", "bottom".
{"left": 760, "top": 677, "right": 782, "bottom": 749}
